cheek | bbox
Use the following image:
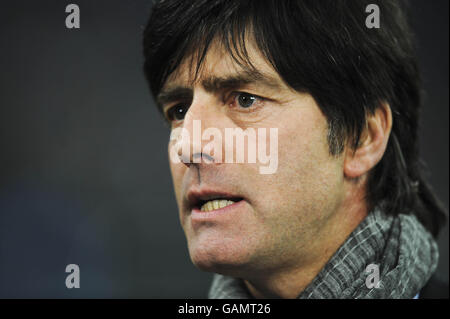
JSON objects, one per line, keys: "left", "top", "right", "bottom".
{"left": 279, "top": 107, "right": 330, "bottom": 172}
{"left": 261, "top": 105, "right": 344, "bottom": 219}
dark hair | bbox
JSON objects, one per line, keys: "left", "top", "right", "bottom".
{"left": 143, "top": 0, "right": 447, "bottom": 237}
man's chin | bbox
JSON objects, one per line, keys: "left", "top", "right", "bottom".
{"left": 187, "top": 240, "right": 254, "bottom": 275}
{"left": 191, "top": 257, "right": 251, "bottom": 277}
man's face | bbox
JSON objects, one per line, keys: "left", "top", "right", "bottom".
{"left": 160, "top": 41, "right": 346, "bottom": 276}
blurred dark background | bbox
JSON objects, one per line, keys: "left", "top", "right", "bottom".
{"left": 0, "top": 0, "right": 448, "bottom": 298}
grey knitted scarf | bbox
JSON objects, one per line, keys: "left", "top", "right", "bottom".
{"left": 208, "top": 208, "right": 439, "bottom": 299}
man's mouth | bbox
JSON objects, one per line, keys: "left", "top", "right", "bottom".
{"left": 199, "top": 199, "right": 239, "bottom": 212}
{"left": 186, "top": 189, "right": 244, "bottom": 213}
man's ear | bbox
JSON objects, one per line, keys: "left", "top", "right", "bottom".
{"left": 344, "top": 102, "right": 393, "bottom": 179}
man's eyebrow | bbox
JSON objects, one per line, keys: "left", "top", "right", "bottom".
{"left": 156, "top": 87, "right": 193, "bottom": 110}
{"left": 201, "top": 71, "right": 282, "bottom": 93}
{"left": 156, "top": 71, "right": 282, "bottom": 109}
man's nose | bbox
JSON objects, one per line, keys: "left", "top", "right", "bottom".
{"left": 176, "top": 96, "right": 222, "bottom": 167}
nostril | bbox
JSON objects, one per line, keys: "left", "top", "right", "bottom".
{"left": 179, "top": 153, "right": 191, "bottom": 164}
{"left": 192, "top": 153, "right": 215, "bottom": 164}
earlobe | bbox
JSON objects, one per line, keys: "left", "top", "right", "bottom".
{"left": 344, "top": 103, "right": 393, "bottom": 179}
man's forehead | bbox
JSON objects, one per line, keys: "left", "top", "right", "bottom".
{"left": 163, "top": 70, "right": 281, "bottom": 92}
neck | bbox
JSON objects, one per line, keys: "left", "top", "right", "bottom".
{"left": 244, "top": 183, "right": 368, "bottom": 299}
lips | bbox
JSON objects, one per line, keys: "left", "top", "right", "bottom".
{"left": 186, "top": 189, "right": 244, "bottom": 213}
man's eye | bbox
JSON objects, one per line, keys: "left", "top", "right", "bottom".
{"left": 166, "top": 104, "right": 188, "bottom": 121}
{"left": 236, "top": 92, "right": 258, "bottom": 108}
